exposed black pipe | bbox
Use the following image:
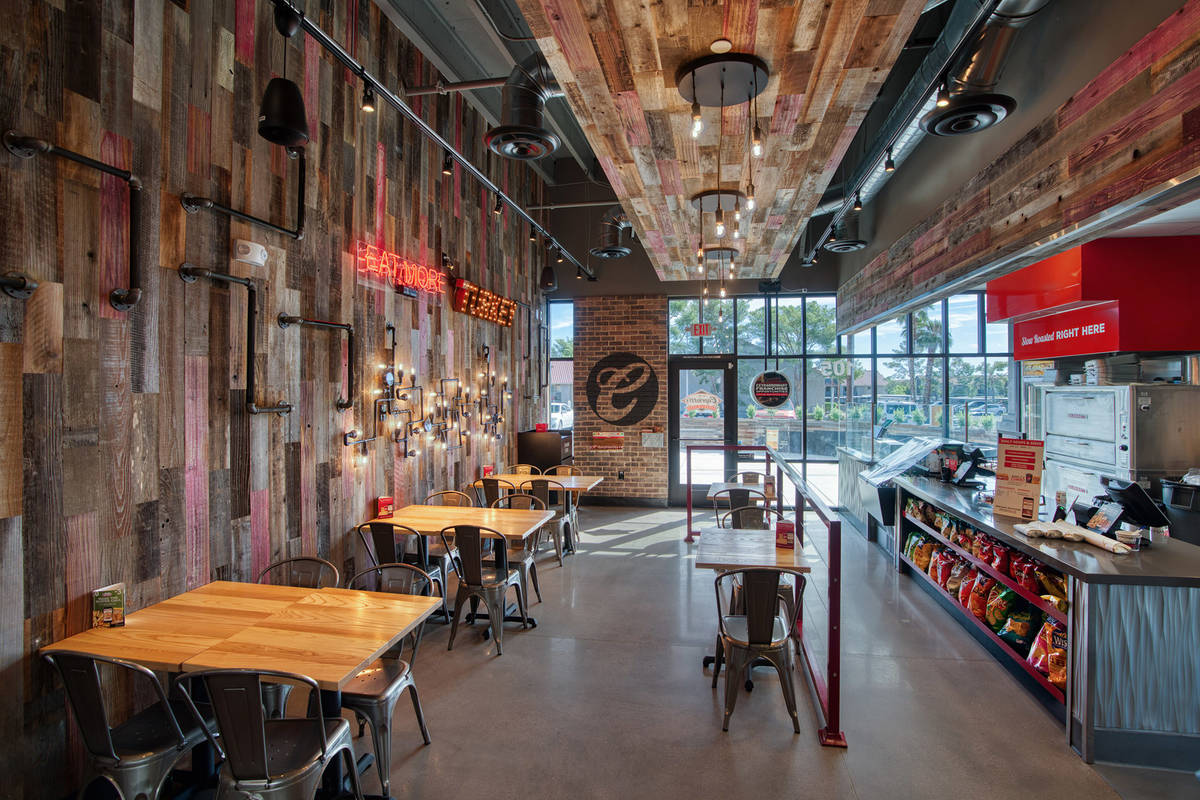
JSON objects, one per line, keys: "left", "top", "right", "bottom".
{"left": 267, "top": 0, "right": 596, "bottom": 280}
{"left": 0, "top": 272, "right": 37, "bottom": 300}
{"left": 277, "top": 314, "right": 355, "bottom": 411}
{"left": 405, "top": 76, "right": 509, "bottom": 97}
{"left": 178, "top": 263, "right": 293, "bottom": 415}
{"left": 181, "top": 149, "right": 306, "bottom": 240}
{"left": 4, "top": 130, "right": 143, "bottom": 311}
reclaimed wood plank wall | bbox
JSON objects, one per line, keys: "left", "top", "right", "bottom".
{"left": 0, "top": 1, "right": 547, "bottom": 794}
{"left": 837, "top": 1, "right": 1200, "bottom": 331}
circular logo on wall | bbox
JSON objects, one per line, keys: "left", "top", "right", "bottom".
{"left": 586, "top": 352, "right": 659, "bottom": 426}
{"left": 751, "top": 370, "right": 791, "bottom": 408}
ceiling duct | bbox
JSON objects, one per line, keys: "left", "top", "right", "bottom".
{"left": 822, "top": 214, "right": 867, "bottom": 253}
{"left": 589, "top": 205, "right": 632, "bottom": 259}
{"left": 921, "top": 0, "right": 1051, "bottom": 136}
{"left": 485, "top": 53, "right": 563, "bottom": 160}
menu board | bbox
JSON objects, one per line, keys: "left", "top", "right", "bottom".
{"left": 994, "top": 436, "right": 1045, "bottom": 520}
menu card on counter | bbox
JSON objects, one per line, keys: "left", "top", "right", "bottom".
{"left": 994, "top": 436, "right": 1045, "bottom": 520}
{"left": 92, "top": 583, "right": 126, "bottom": 628}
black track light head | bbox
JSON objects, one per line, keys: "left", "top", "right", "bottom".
{"left": 441, "top": 154, "right": 453, "bottom": 176}
{"left": 361, "top": 84, "right": 376, "bottom": 113}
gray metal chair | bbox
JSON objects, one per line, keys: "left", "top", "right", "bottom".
{"left": 546, "top": 464, "right": 581, "bottom": 476}
{"left": 342, "top": 564, "right": 434, "bottom": 797}
{"left": 489, "top": 493, "right": 546, "bottom": 601}
{"left": 478, "top": 476, "right": 517, "bottom": 509}
{"left": 719, "top": 505, "right": 785, "bottom": 530}
{"left": 544, "top": 465, "right": 582, "bottom": 539}
{"left": 518, "top": 478, "right": 568, "bottom": 566}
{"left": 179, "top": 669, "right": 365, "bottom": 800}
{"left": 357, "top": 520, "right": 452, "bottom": 621}
{"left": 425, "top": 490, "right": 474, "bottom": 507}
{"left": 711, "top": 568, "right": 807, "bottom": 733}
{"left": 255, "top": 556, "right": 340, "bottom": 719}
{"left": 256, "top": 556, "right": 340, "bottom": 588}
{"left": 508, "top": 463, "right": 542, "bottom": 475}
{"left": 440, "top": 524, "right": 528, "bottom": 655}
{"left": 44, "top": 651, "right": 218, "bottom": 800}
{"left": 711, "top": 488, "right": 767, "bottom": 527}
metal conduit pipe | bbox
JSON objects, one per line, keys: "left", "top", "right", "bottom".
{"left": 178, "top": 263, "right": 293, "bottom": 415}
{"left": 406, "top": 76, "right": 509, "bottom": 97}
{"left": 1, "top": 272, "right": 38, "bottom": 300}
{"left": 277, "top": 314, "right": 355, "bottom": 411}
{"left": 4, "top": 130, "right": 143, "bottom": 311}
{"left": 182, "top": 149, "right": 306, "bottom": 240}
{"left": 266, "top": 0, "right": 596, "bottom": 281}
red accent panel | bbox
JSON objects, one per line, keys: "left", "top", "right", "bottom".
{"left": 986, "top": 248, "right": 1083, "bottom": 322}
{"left": 1013, "top": 301, "right": 1120, "bottom": 360}
{"left": 374, "top": 142, "right": 385, "bottom": 249}
{"left": 250, "top": 488, "right": 270, "bottom": 579}
{"left": 305, "top": 36, "right": 319, "bottom": 146}
{"left": 235, "top": 0, "right": 255, "bottom": 64}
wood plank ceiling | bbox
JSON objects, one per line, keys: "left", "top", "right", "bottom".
{"left": 513, "top": 0, "right": 927, "bottom": 280}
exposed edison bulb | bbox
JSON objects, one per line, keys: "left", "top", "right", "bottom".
{"left": 746, "top": 190, "right": 756, "bottom": 211}
{"left": 718, "top": 306, "right": 725, "bottom": 322}
{"left": 719, "top": 285, "right": 727, "bottom": 298}
{"left": 702, "top": 285, "right": 708, "bottom": 295}
{"left": 733, "top": 226, "right": 742, "bottom": 240}
{"left": 691, "top": 99, "right": 702, "bottom": 138}
{"left": 714, "top": 209, "right": 725, "bottom": 238}
{"left": 751, "top": 123, "right": 763, "bottom": 158}
{"left": 734, "top": 201, "right": 741, "bottom": 222}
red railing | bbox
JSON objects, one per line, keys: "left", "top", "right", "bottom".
{"left": 685, "top": 444, "right": 847, "bottom": 748}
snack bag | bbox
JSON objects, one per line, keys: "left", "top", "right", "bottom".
{"left": 968, "top": 575, "right": 996, "bottom": 620}
{"left": 953, "top": 528, "right": 975, "bottom": 550}
{"left": 1047, "top": 624, "right": 1069, "bottom": 689}
{"left": 904, "top": 533, "right": 923, "bottom": 559}
{"left": 971, "top": 531, "right": 991, "bottom": 560}
{"left": 958, "top": 568, "right": 979, "bottom": 605}
{"left": 913, "top": 539, "right": 936, "bottom": 571}
{"left": 985, "top": 586, "right": 1018, "bottom": 631}
{"left": 933, "top": 553, "right": 955, "bottom": 588}
{"left": 1027, "top": 620, "right": 1056, "bottom": 674}
{"left": 926, "top": 547, "right": 943, "bottom": 578}
{"left": 946, "top": 559, "right": 971, "bottom": 595}
{"left": 990, "top": 544, "right": 1011, "bottom": 575}
{"left": 1011, "top": 558, "right": 1042, "bottom": 594}
{"left": 1036, "top": 567, "right": 1067, "bottom": 600}
{"left": 1041, "top": 594, "right": 1069, "bottom": 613}
{"left": 998, "top": 607, "right": 1037, "bottom": 649}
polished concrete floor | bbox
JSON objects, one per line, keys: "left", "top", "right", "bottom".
{"left": 356, "top": 506, "right": 1198, "bottom": 799}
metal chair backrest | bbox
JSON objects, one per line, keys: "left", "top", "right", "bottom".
{"left": 712, "top": 488, "right": 766, "bottom": 526}
{"left": 481, "top": 477, "right": 516, "bottom": 507}
{"left": 356, "top": 522, "right": 424, "bottom": 567}
{"left": 721, "top": 505, "right": 785, "bottom": 530}
{"left": 490, "top": 493, "right": 546, "bottom": 512}
{"left": 546, "top": 464, "right": 581, "bottom": 476}
{"left": 256, "top": 556, "right": 339, "bottom": 588}
{"left": 425, "top": 490, "right": 474, "bottom": 507}
{"left": 183, "top": 669, "right": 325, "bottom": 783}
{"left": 440, "top": 525, "right": 504, "bottom": 585}
{"left": 731, "top": 471, "right": 768, "bottom": 485}
{"left": 519, "top": 478, "right": 566, "bottom": 514}
{"left": 508, "top": 464, "right": 542, "bottom": 475}
{"left": 715, "top": 568, "right": 807, "bottom": 646}
{"left": 347, "top": 562, "right": 434, "bottom": 597}
{"left": 44, "top": 651, "right": 186, "bottom": 763}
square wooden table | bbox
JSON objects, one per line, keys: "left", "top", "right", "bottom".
{"left": 706, "top": 481, "right": 777, "bottom": 501}
{"left": 470, "top": 474, "right": 604, "bottom": 552}
{"left": 694, "top": 526, "right": 812, "bottom": 571}
{"left": 373, "top": 504, "right": 553, "bottom": 544}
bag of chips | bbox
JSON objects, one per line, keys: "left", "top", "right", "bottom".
{"left": 1041, "top": 594, "right": 1069, "bottom": 613}
{"left": 985, "top": 586, "right": 1019, "bottom": 631}
{"left": 913, "top": 539, "right": 936, "bottom": 571}
{"left": 1010, "top": 556, "right": 1041, "bottom": 594}
{"left": 926, "top": 547, "right": 944, "bottom": 578}
{"left": 958, "top": 568, "right": 979, "bottom": 605}
{"left": 1037, "top": 567, "right": 1067, "bottom": 600}
{"left": 933, "top": 553, "right": 955, "bottom": 588}
{"left": 1028, "top": 620, "right": 1068, "bottom": 687}
{"left": 904, "top": 533, "right": 923, "bottom": 559}
{"left": 946, "top": 559, "right": 971, "bottom": 595}
{"left": 990, "top": 543, "right": 1011, "bottom": 575}
{"left": 953, "top": 527, "right": 975, "bottom": 550}
{"left": 968, "top": 575, "right": 996, "bottom": 620}
{"left": 998, "top": 607, "right": 1038, "bottom": 649}
{"left": 971, "top": 531, "right": 991, "bottom": 560}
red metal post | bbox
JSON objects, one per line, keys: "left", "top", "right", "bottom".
{"left": 685, "top": 445, "right": 695, "bottom": 542}
{"left": 819, "top": 518, "right": 847, "bottom": 747}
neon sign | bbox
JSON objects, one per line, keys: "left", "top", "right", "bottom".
{"left": 355, "top": 241, "right": 446, "bottom": 295}
{"left": 453, "top": 279, "right": 517, "bottom": 327}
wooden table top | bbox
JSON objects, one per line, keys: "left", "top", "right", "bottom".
{"left": 706, "top": 481, "right": 776, "bottom": 499}
{"left": 693, "top": 527, "right": 812, "bottom": 572}
{"left": 472, "top": 474, "right": 604, "bottom": 492}
{"left": 375, "top": 504, "right": 554, "bottom": 542}
{"left": 42, "top": 581, "right": 441, "bottom": 690}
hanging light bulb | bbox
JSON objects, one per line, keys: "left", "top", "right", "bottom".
{"left": 703, "top": 285, "right": 708, "bottom": 296}
{"left": 719, "top": 285, "right": 726, "bottom": 298}
{"left": 555, "top": 248, "right": 564, "bottom": 263}
{"left": 361, "top": 84, "right": 376, "bottom": 113}
{"left": 730, "top": 255, "right": 737, "bottom": 273}
{"left": 733, "top": 224, "right": 742, "bottom": 240}
{"left": 854, "top": 192, "right": 863, "bottom": 212}
{"left": 493, "top": 196, "right": 503, "bottom": 215}
{"left": 751, "top": 123, "right": 763, "bottom": 158}
{"left": 691, "top": 97, "right": 702, "bottom": 139}
{"left": 746, "top": 183, "right": 756, "bottom": 211}
{"left": 718, "top": 305, "right": 725, "bottom": 322}
{"left": 442, "top": 154, "right": 453, "bottom": 176}
{"left": 734, "top": 197, "right": 741, "bottom": 222}
{"left": 529, "top": 228, "right": 537, "bottom": 242}
{"left": 884, "top": 147, "right": 895, "bottom": 173}
{"left": 714, "top": 208, "right": 725, "bottom": 238}
{"left": 936, "top": 80, "right": 950, "bottom": 108}
{"left": 696, "top": 245, "right": 703, "bottom": 259}
{"left": 575, "top": 267, "right": 583, "bottom": 280}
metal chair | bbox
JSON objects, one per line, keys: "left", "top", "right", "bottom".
{"left": 546, "top": 464, "right": 581, "bottom": 476}
{"left": 179, "top": 669, "right": 365, "bottom": 800}
{"left": 719, "top": 505, "right": 785, "bottom": 530}
{"left": 44, "top": 651, "right": 218, "bottom": 800}
{"left": 357, "top": 521, "right": 452, "bottom": 621}
{"left": 256, "top": 556, "right": 340, "bottom": 588}
{"left": 479, "top": 477, "right": 517, "bottom": 508}
{"left": 543, "top": 466, "right": 582, "bottom": 539}
{"left": 519, "top": 478, "right": 568, "bottom": 565}
{"left": 508, "top": 463, "right": 542, "bottom": 474}
{"left": 712, "top": 568, "right": 807, "bottom": 733}
{"left": 489, "top": 493, "right": 546, "bottom": 601}
{"left": 440, "top": 524, "right": 528, "bottom": 655}
{"left": 711, "top": 488, "right": 767, "bottom": 527}
{"left": 342, "top": 564, "right": 435, "bottom": 797}
{"left": 255, "top": 556, "right": 340, "bottom": 718}
{"left": 425, "top": 490, "right": 474, "bottom": 507}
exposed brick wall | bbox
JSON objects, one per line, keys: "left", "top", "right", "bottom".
{"left": 573, "top": 297, "right": 668, "bottom": 505}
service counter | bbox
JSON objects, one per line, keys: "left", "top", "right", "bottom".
{"left": 895, "top": 476, "right": 1200, "bottom": 769}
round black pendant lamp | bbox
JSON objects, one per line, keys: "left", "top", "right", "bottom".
{"left": 258, "top": 4, "right": 310, "bottom": 148}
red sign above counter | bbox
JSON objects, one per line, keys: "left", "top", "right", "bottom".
{"left": 1013, "top": 302, "right": 1120, "bottom": 360}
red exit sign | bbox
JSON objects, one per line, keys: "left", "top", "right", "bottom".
{"left": 692, "top": 323, "right": 711, "bottom": 337}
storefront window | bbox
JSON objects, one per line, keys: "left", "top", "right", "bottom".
{"left": 703, "top": 297, "right": 735, "bottom": 353}
{"left": 910, "top": 302, "right": 944, "bottom": 354}
{"left": 548, "top": 301, "right": 574, "bottom": 429}
{"left": 772, "top": 297, "right": 805, "bottom": 356}
{"left": 737, "top": 297, "right": 766, "bottom": 355}
{"left": 845, "top": 328, "right": 872, "bottom": 356}
{"left": 737, "top": 359, "right": 802, "bottom": 458}
{"left": 986, "top": 318, "right": 1010, "bottom": 353}
{"left": 876, "top": 316, "right": 907, "bottom": 356}
{"left": 947, "top": 294, "right": 980, "bottom": 353}
{"left": 805, "top": 297, "right": 837, "bottom": 354}
{"left": 668, "top": 298, "right": 701, "bottom": 355}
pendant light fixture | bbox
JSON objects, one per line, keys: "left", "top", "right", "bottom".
{"left": 854, "top": 192, "right": 863, "bottom": 212}
{"left": 936, "top": 80, "right": 951, "bottom": 108}
{"left": 539, "top": 262, "right": 557, "bottom": 292}
{"left": 361, "top": 83, "right": 376, "bottom": 113}
{"left": 493, "top": 196, "right": 503, "bottom": 215}
{"left": 442, "top": 154, "right": 453, "bottom": 175}
{"left": 258, "top": 4, "right": 309, "bottom": 148}
{"left": 884, "top": 146, "right": 896, "bottom": 172}
{"left": 713, "top": 73, "right": 726, "bottom": 238}
{"left": 750, "top": 71, "right": 763, "bottom": 158}
{"left": 691, "top": 96, "right": 703, "bottom": 139}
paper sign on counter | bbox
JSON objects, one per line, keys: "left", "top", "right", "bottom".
{"left": 994, "top": 436, "right": 1045, "bottom": 520}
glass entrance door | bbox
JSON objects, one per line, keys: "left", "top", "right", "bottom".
{"left": 668, "top": 358, "right": 736, "bottom": 505}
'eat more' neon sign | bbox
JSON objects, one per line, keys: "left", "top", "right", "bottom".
{"left": 356, "top": 241, "right": 445, "bottom": 295}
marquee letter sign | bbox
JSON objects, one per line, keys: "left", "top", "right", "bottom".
{"left": 355, "top": 241, "right": 446, "bottom": 295}
{"left": 453, "top": 279, "right": 517, "bottom": 327}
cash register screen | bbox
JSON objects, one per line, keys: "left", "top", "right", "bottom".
{"left": 1103, "top": 478, "right": 1170, "bottom": 528}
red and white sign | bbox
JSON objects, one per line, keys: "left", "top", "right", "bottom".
{"left": 994, "top": 436, "right": 1045, "bottom": 520}
{"left": 692, "top": 323, "right": 711, "bottom": 337}
{"left": 1012, "top": 302, "right": 1120, "bottom": 360}
{"left": 356, "top": 241, "right": 446, "bottom": 294}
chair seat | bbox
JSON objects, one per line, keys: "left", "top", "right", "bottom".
{"left": 110, "top": 699, "right": 215, "bottom": 762}
{"left": 427, "top": 542, "right": 457, "bottom": 560}
{"left": 255, "top": 718, "right": 351, "bottom": 779}
{"left": 342, "top": 658, "right": 413, "bottom": 702}
{"left": 721, "top": 615, "right": 788, "bottom": 647}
